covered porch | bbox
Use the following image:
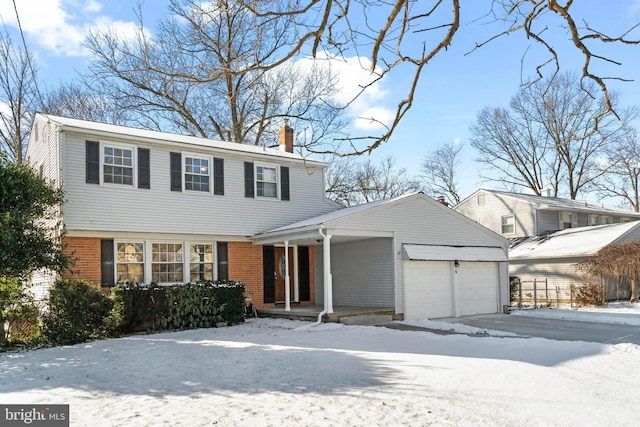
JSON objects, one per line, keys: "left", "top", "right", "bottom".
{"left": 251, "top": 202, "right": 399, "bottom": 321}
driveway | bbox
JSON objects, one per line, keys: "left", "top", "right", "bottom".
{"left": 442, "top": 313, "right": 640, "bottom": 344}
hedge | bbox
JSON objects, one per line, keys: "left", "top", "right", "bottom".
{"left": 108, "top": 281, "right": 245, "bottom": 334}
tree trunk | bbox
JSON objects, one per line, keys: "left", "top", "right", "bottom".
{"left": 631, "top": 275, "right": 638, "bottom": 303}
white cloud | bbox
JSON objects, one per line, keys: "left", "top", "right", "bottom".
{"left": 296, "top": 52, "right": 395, "bottom": 131}
{"left": 0, "top": 0, "right": 139, "bottom": 56}
{"left": 83, "top": 0, "right": 102, "bottom": 13}
{"left": 453, "top": 137, "right": 463, "bottom": 145}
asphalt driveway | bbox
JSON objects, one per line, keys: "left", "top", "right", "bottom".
{"left": 441, "top": 313, "right": 640, "bottom": 344}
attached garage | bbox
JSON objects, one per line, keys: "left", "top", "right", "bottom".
{"left": 403, "top": 245, "right": 506, "bottom": 319}
{"left": 253, "top": 193, "right": 510, "bottom": 320}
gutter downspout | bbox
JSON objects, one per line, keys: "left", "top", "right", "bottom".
{"left": 297, "top": 226, "right": 332, "bottom": 329}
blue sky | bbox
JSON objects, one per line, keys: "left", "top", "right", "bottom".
{"left": 2, "top": 0, "right": 640, "bottom": 200}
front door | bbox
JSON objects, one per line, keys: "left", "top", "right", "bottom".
{"left": 263, "top": 245, "right": 310, "bottom": 304}
{"left": 274, "top": 247, "right": 294, "bottom": 303}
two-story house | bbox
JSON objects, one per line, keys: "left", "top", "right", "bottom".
{"left": 455, "top": 189, "right": 640, "bottom": 302}
{"left": 455, "top": 189, "right": 640, "bottom": 241}
{"left": 27, "top": 114, "right": 510, "bottom": 320}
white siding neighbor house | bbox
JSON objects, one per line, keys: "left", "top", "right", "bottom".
{"left": 509, "top": 221, "right": 640, "bottom": 300}
{"left": 27, "top": 114, "right": 509, "bottom": 319}
{"left": 455, "top": 189, "right": 640, "bottom": 241}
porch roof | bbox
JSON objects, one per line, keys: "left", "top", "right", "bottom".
{"left": 250, "top": 194, "right": 417, "bottom": 245}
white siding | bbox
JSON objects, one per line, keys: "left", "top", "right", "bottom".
{"left": 25, "top": 117, "right": 61, "bottom": 185}
{"left": 329, "top": 238, "right": 393, "bottom": 307}
{"left": 455, "top": 191, "right": 536, "bottom": 238}
{"left": 509, "top": 258, "right": 585, "bottom": 290}
{"left": 61, "top": 131, "right": 338, "bottom": 237}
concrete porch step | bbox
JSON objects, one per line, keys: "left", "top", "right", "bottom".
{"left": 339, "top": 314, "right": 393, "bottom": 326}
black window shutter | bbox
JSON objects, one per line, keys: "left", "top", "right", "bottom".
{"left": 217, "top": 242, "right": 228, "bottom": 281}
{"left": 170, "top": 152, "right": 182, "bottom": 191}
{"left": 263, "top": 246, "right": 275, "bottom": 303}
{"left": 244, "top": 162, "right": 254, "bottom": 198}
{"left": 86, "top": 141, "right": 99, "bottom": 184}
{"left": 100, "top": 239, "right": 115, "bottom": 286}
{"left": 214, "top": 158, "right": 224, "bottom": 195}
{"left": 138, "top": 148, "right": 150, "bottom": 189}
{"left": 280, "top": 166, "right": 290, "bottom": 201}
{"left": 298, "top": 246, "right": 310, "bottom": 301}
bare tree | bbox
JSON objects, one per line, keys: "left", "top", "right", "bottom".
{"left": 325, "top": 157, "right": 420, "bottom": 206}
{"left": 471, "top": 72, "right": 636, "bottom": 199}
{"left": 83, "top": 0, "right": 346, "bottom": 151}
{"left": 578, "top": 241, "right": 640, "bottom": 302}
{"left": 595, "top": 127, "right": 640, "bottom": 212}
{"left": 237, "top": 1, "right": 640, "bottom": 155}
{"left": 0, "top": 30, "right": 39, "bottom": 164}
{"left": 421, "top": 142, "right": 463, "bottom": 205}
{"left": 43, "top": 81, "right": 131, "bottom": 125}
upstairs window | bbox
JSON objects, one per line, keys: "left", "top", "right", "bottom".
{"left": 185, "top": 156, "right": 210, "bottom": 192}
{"left": 501, "top": 214, "right": 514, "bottom": 234}
{"left": 477, "top": 194, "right": 485, "bottom": 206}
{"left": 104, "top": 146, "right": 133, "bottom": 185}
{"left": 87, "top": 141, "right": 149, "bottom": 188}
{"left": 256, "top": 165, "right": 277, "bottom": 198}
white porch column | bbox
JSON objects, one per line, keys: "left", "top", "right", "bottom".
{"left": 323, "top": 232, "right": 333, "bottom": 314}
{"left": 293, "top": 246, "right": 300, "bottom": 303}
{"left": 284, "top": 240, "right": 291, "bottom": 312}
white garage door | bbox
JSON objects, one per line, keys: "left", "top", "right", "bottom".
{"left": 404, "top": 261, "right": 499, "bottom": 319}
{"left": 456, "top": 262, "right": 499, "bottom": 316}
{"left": 404, "top": 261, "right": 453, "bottom": 319}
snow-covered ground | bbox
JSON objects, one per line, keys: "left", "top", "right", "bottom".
{"left": 2, "top": 305, "right": 640, "bottom": 426}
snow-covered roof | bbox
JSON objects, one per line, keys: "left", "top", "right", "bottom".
{"left": 403, "top": 244, "right": 507, "bottom": 262}
{"left": 509, "top": 221, "right": 640, "bottom": 260}
{"left": 470, "top": 189, "right": 640, "bottom": 216}
{"left": 36, "top": 113, "right": 327, "bottom": 166}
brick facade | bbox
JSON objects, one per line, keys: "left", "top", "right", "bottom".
{"left": 60, "top": 238, "right": 315, "bottom": 308}
{"left": 62, "top": 236, "right": 102, "bottom": 285}
{"left": 227, "top": 242, "right": 315, "bottom": 308}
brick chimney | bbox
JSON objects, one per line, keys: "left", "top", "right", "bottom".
{"left": 279, "top": 120, "right": 294, "bottom": 153}
{"left": 437, "top": 196, "right": 449, "bottom": 207}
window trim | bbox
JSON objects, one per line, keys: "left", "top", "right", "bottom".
{"left": 109, "top": 239, "right": 227, "bottom": 285}
{"left": 189, "top": 242, "right": 215, "bottom": 282}
{"left": 183, "top": 152, "right": 212, "bottom": 193}
{"left": 559, "top": 211, "right": 577, "bottom": 229}
{"left": 115, "top": 241, "right": 145, "bottom": 284}
{"left": 255, "top": 162, "right": 279, "bottom": 199}
{"left": 501, "top": 214, "right": 515, "bottom": 234}
{"left": 100, "top": 141, "right": 137, "bottom": 187}
{"left": 151, "top": 242, "right": 185, "bottom": 284}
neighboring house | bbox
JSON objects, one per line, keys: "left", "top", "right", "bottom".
{"left": 26, "top": 114, "right": 510, "bottom": 319}
{"left": 509, "top": 221, "right": 640, "bottom": 300}
{"left": 455, "top": 189, "right": 640, "bottom": 241}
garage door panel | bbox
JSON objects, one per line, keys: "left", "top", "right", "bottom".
{"left": 404, "top": 260, "right": 499, "bottom": 319}
{"left": 456, "top": 262, "right": 498, "bottom": 316}
{"left": 404, "top": 261, "right": 452, "bottom": 319}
